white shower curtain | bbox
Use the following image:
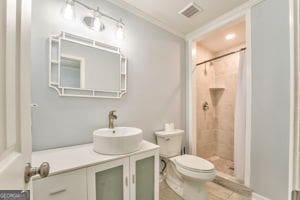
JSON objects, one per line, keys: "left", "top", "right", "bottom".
{"left": 234, "top": 51, "right": 247, "bottom": 181}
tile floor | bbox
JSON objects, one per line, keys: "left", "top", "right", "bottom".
{"left": 207, "top": 156, "right": 234, "bottom": 176}
{"left": 159, "top": 180, "right": 250, "bottom": 200}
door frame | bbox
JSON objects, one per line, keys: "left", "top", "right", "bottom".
{"left": 290, "top": 0, "right": 299, "bottom": 197}
{"left": 185, "top": 0, "right": 264, "bottom": 187}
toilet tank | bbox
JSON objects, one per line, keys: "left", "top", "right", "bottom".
{"left": 155, "top": 129, "right": 184, "bottom": 158}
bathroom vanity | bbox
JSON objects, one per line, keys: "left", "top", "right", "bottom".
{"left": 32, "top": 141, "right": 159, "bottom": 200}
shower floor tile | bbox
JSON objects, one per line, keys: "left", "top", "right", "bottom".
{"left": 159, "top": 180, "right": 250, "bottom": 200}
{"left": 207, "top": 156, "right": 234, "bottom": 176}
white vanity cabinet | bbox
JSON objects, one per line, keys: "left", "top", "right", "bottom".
{"left": 32, "top": 141, "right": 159, "bottom": 200}
{"left": 87, "top": 150, "right": 159, "bottom": 200}
{"left": 33, "top": 168, "right": 87, "bottom": 200}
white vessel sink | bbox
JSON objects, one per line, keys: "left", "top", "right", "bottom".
{"left": 93, "top": 127, "right": 143, "bottom": 155}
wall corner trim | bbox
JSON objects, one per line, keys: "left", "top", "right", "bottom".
{"left": 252, "top": 193, "right": 271, "bottom": 200}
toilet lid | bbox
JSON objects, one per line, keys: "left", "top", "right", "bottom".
{"left": 174, "top": 155, "right": 215, "bottom": 172}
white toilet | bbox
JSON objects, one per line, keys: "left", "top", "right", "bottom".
{"left": 155, "top": 129, "right": 216, "bottom": 200}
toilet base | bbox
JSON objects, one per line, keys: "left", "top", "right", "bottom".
{"left": 182, "top": 179, "right": 208, "bottom": 200}
{"left": 165, "top": 162, "right": 209, "bottom": 200}
{"left": 166, "top": 176, "right": 208, "bottom": 200}
{"left": 166, "top": 175, "right": 184, "bottom": 197}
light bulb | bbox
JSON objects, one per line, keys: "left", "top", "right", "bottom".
{"left": 225, "top": 33, "right": 236, "bottom": 40}
{"left": 90, "top": 10, "right": 105, "bottom": 32}
{"left": 93, "top": 16, "right": 101, "bottom": 31}
{"left": 116, "top": 23, "right": 124, "bottom": 40}
{"left": 61, "top": 0, "right": 75, "bottom": 20}
{"left": 192, "top": 48, "right": 197, "bottom": 57}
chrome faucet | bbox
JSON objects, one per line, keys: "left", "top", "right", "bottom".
{"left": 108, "top": 110, "right": 117, "bottom": 129}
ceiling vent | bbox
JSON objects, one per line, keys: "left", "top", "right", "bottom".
{"left": 179, "top": 2, "right": 203, "bottom": 18}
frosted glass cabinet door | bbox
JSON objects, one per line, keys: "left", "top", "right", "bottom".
{"left": 87, "top": 158, "right": 130, "bottom": 200}
{"left": 130, "top": 150, "right": 159, "bottom": 200}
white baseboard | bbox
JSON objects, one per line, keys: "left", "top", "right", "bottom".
{"left": 252, "top": 193, "right": 271, "bottom": 200}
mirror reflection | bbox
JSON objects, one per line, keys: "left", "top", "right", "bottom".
{"left": 49, "top": 32, "right": 127, "bottom": 98}
{"left": 60, "top": 40, "right": 121, "bottom": 91}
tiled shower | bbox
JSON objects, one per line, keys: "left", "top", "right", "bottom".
{"left": 193, "top": 44, "right": 241, "bottom": 177}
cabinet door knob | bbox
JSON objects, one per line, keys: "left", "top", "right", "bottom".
{"left": 24, "top": 162, "right": 50, "bottom": 183}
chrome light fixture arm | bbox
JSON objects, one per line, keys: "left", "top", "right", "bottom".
{"left": 70, "top": 0, "right": 125, "bottom": 25}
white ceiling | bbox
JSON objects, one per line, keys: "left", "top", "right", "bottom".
{"left": 198, "top": 19, "right": 246, "bottom": 53}
{"left": 116, "top": 0, "right": 249, "bottom": 36}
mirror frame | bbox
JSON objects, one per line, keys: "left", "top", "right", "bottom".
{"left": 49, "top": 32, "right": 127, "bottom": 99}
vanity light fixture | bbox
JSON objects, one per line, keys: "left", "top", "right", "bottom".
{"left": 83, "top": 8, "right": 105, "bottom": 32}
{"left": 61, "top": 0, "right": 125, "bottom": 39}
{"left": 61, "top": 0, "right": 76, "bottom": 20}
{"left": 116, "top": 19, "right": 124, "bottom": 40}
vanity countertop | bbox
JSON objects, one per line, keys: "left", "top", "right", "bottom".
{"left": 32, "top": 140, "right": 159, "bottom": 179}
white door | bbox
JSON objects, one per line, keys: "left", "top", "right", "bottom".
{"left": 0, "top": 0, "right": 32, "bottom": 191}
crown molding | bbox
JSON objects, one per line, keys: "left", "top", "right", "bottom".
{"left": 185, "top": 0, "right": 266, "bottom": 41}
{"left": 106, "top": 0, "right": 266, "bottom": 40}
{"left": 105, "top": 0, "right": 185, "bottom": 38}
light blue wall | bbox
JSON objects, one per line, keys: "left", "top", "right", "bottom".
{"left": 31, "top": 0, "right": 186, "bottom": 151}
{"left": 251, "top": 0, "right": 291, "bottom": 199}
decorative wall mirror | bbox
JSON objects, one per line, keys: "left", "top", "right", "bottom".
{"left": 49, "top": 32, "right": 127, "bottom": 98}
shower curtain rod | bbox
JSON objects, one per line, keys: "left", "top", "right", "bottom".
{"left": 196, "top": 47, "right": 246, "bottom": 66}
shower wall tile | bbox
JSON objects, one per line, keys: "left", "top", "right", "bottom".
{"left": 198, "top": 110, "right": 216, "bottom": 130}
{"left": 197, "top": 141, "right": 217, "bottom": 158}
{"left": 213, "top": 48, "right": 240, "bottom": 161}
{"left": 214, "top": 45, "right": 243, "bottom": 76}
{"left": 194, "top": 45, "right": 217, "bottom": 158}
{"left": 214, "top": 56, "right": 239, "bottom": 77}
{"left": 198, "top": 129, "right": 217, "bottom": 144}
{"left": 217, "top": 143, "right": 234, "bottom": 161}
{"left": 216, "top": 104, "right": 235, "bottom": 131}
{"left": 217, "top": 129, "right": 234, "bottom": 160}
{"left": 195, "top": 45, "right": 241, "bottom": 162}
{"left": 217, "top": 129, "right": 234, "bottom": 146}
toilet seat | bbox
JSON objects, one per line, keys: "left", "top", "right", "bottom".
{"left": 174, "top": 154, "right": 215, "bottom": 173}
